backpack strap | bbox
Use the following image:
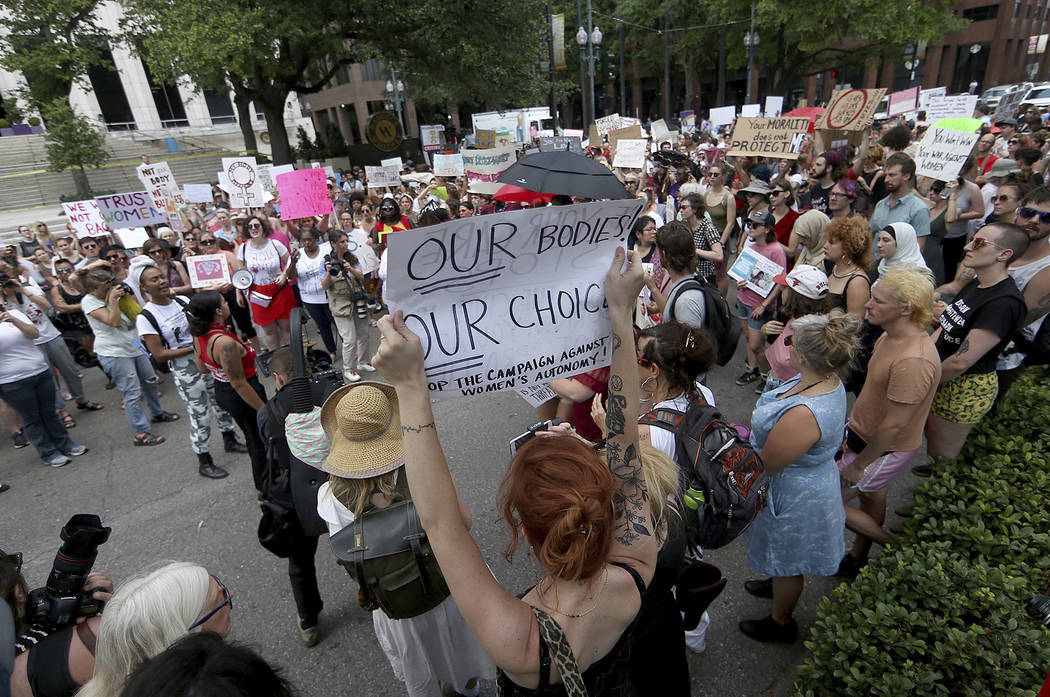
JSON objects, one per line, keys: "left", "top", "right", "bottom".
{"left": 638, "top": 407, "right": 685, "bottom": 433}
{"left": 665, "top": 277, "right": 704, "bottom": 322}
{"left": 530, "top": 607, "right": 587, "bottom": 696}
{"left": 138, "top": 308, "right": 167, "bottom": 349}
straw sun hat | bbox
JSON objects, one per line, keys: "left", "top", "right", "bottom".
{"left": 319, "top": 382, "right": 404, "bottom": 479}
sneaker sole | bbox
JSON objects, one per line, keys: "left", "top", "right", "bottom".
{"left": 49, "top": 457, "right": 71, "bottom": 468}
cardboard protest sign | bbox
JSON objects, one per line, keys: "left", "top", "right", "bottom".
{"left": 587, "top": 125, "right": 602, "bottom": 147}
{"left": 221, "top": 157, "right": 266, "bottom": 208}
{"left": 926, "top": 95, "right": 979, "bottom": 122}
{"left": 727, "top": 117, "right": 810, "bottom": 158}
{"left": 62, "top": 200, "right": 110, "bottom": 239}
{"left": 186, "top": 253, "right": 231, "bottom": 288}
{"left": 461, "top": 145, "right": 517, "bottom": 195}
{"left": 764, "top": 96, "right": 784, "bottom": 117}
{"left": 474, "top": 129, "right": 497, "bottom": 149}
{"left": 275, "top": 168, "right": 334, "bottom": 221}
{"left": 183, "top": 184, "right": 213, "bottom": 203}
{"left": 741, "top": 104, "right": 761, "bottom": 117}
{"left": 887, "top": 87, "right": 920, "bottom": 117}
{"left": 595, "top": 114, "right": 622, "bottom": 136}
{"left": 94, "top": 192, "right": 166, "bottom": 227}
{"left": 816, "top": 88, "right": 887, "bottom": 131}
{"left": 914, "top": 126, "right": 980, "bottom": 180}
{"left": 365, "top": 165, "right": 401, "bottom": 189}
{"left": 607, "top": 125, "right": 642, "bottom": 151}
{"left": 381, "top": 157, "right": 403, "bottom": 170}
{"left": 115, "top": 227, "right": 150, "bottom": 249}
{"left": 995, "top": 89, "right": 1025, "bottom": 121}
{"left": 385, "top": 198, "right": 644, "bottom": 399}
{"left": 432, "top": 153, "right": 465, "bottom": 176}
{"left": 728, "top": 247, "right": 783, "bottom": 298}
{"left": 709, "top": 106, "right": 736, "bottom": 128}
{"left": 136, "top": 161, "right": 185, "bottom": 231}
{"left": 612, "top": 139, "right": 647, "bottom": 169}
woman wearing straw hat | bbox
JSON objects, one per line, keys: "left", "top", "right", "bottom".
{"left": 316, "top": 381, "right": 495, "bottom": 697}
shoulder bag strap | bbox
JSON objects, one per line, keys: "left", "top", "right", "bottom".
{"left": 530, "top": 607, "right": 588, "bottom": 697}
{"left": 138, "top": 309, "right": 167, "bottom": 349}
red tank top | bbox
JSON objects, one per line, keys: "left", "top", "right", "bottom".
{"left": 196, "top": 323, "right": 256, "bottom": 382}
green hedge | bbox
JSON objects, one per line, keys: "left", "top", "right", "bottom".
{"left": 794, "top": 369, "right": 1050, "bottom": 697}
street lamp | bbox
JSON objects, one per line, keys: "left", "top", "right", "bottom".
{"left": 384, "top": 67, "right": 405, "bottom": 129}
{"left": 743, "top": 0, "right": 759, "bottom": 104}
{"left": 576, "top": 7, "right": 602, "bottom": 126}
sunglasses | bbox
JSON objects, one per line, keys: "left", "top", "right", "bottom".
{"left": 1008, "top": 139, "right": 1020, "bottom": 144}
{"left": 56, "top": 267, "right": 73, "bottom": 273}
{"left": 147, "top": 248, "right": 167, "bottom": 256}
{"left": 247, "top": 223, "right": 262, "bottom": 230}
{"left": 968, "top": 236, "right": 1004, "bottom": 251}
{"left": 188, "top": 574, "right": 232, "bottom": 630}
{"left": 1018, "top": 206, "right": 1050, "bottom": 224}
{"left": 200, "top": 239, "right": 217, "bottom": 245}
{"left": 81, "top": 243, "right": 97, "bottom": 249}
{"left": 105, "top": 254, "right": 128, "bottom": 262}
{"left": 637, "top": 355, "right": 655, "bottom": 369}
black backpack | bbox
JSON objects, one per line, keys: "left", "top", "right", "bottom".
{"left": 639, "top": 398, "right": 768, "bottom": 549}
{"left": 665, "top": 274, "right": 740, "bottom": 366}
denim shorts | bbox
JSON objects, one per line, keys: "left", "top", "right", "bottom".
{"left": 735, "top": 298, "right": 773, "bottom": 331}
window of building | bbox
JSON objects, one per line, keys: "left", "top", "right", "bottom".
{"left": 141, "top": 62, "right": 188, "bottom": 127}
{"left": 84, "top": 44, "right": 136, "bottom": 130}
{"left": 335, "top": 65, "right": 351, "bottom": 86}
{"left": 360, "top": 59, "right": 386, "bottom": 83}
{"left": 1027, "top": 2, "right": 1033, "bottom": 18}
{"left": 963, "top": 3, "right": 1000, "bottom": 20}
{"left": 202, "top": 89, "right": 236, "bottom": 125}
{"left": 1016, "top": 0, "right": 1022, "bottom": 18}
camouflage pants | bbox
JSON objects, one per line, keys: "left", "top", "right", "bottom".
{"left": 169, "top": 354, "right": 236, "bottom": 454}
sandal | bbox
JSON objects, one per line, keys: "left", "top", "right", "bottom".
{"left": 76, "top": 400, "right": 104, "bottom": 411}
{"left": 151, "top": 411, "right": 180, "bottom": 424}
{"left": 60, "top": 412, "right": 76, "bottom": 429}
{"left": 133, "top": 433, "right": 166, "bottom": 446}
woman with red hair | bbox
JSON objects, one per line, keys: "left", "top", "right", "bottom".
{"left": 374, "top": 247, "right": 658, "bottom": 694}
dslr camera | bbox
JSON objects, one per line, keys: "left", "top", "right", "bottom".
{"left": 27, "top": 514, "right": 111, "bottom": 632}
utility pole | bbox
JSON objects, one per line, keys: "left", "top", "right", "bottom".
{"left": 587, "top": 0, "right": 595, "bottom": 122}
{"left": 745, "top": 0, "right": 756, "bottom": 104}
{"left": 548, "top": 0, "right": 557, "bottom": 129}
{"left": 619, "top": 23, "right": 626, "bottom": 115}
{"left": 663, "top": 11, "right": 670, "bottom": 121}
{"left": 577, "top": 0, "right": 587, "bottom": 126}
{"left": 717, "top": 31, "right": 726, "bottom": 106}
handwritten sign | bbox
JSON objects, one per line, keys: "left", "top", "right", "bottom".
{"left": 926, "top": 95, "right": 979, "bottom": 122}
{"left": 256, "top": 163, "right": 275, "bottom": 192}
{"left": 136, "top": 161, "right": 185, "bottom": 232}
{"left": 222, "top": 157, "right": 265, "bottom": 208}
{"left": 432, "top": 153, "right": 465, "bottom": 177}
{"left": 365, "top": 165, "right": 401, "bottom": 189}
{"left": 62, "top": 200, "right": 110, "bottom": 239}
{"left": 538, "top": 136, "right": 582, "bottom": 154}
{"left": 94, "top": 192, "right": 166, "bottom": 227}
{"left": 995, "top": 88, "right": 1025, "bottom": 121}
{"left": 595, "top": 114, "right": 622, "bottom": 136}
{"left": 275, "top": 168, "right": 334, "bottom": 221}
{"left": 709, "top": 106, "right": 736, "bottom": 128}
{"left": 461, "top": 145, "right": 517, "bottom": 195}
{"left": 727, "top": 117, "right": 810, "bottom": 158}
{"left": 386, "top": 198, "right": 644, "bottom": 399}
{"left": 607, "top": 124, "right": 642, "bottom": 152}
{"left": 474, "top": 129, "right": 497, "bottom": 149}
{"left": 816, "top": 88, "right": 887, "bottom": 131}
{"left": 183, "top": 184, "right": 213, "bottom": 203}
{"left": 612, "top": 139, "right": 647, "bottom": 169}
{"left": 914, "top": 127, "right": 980, "bottom": 180}
{"left": 516, "top": 382, "right": 559, "bottom": 408}
{"left": 186, "top": 253, "right": 231, "bottom": 289}
{"left": 764, "top": 96, "right": 784, "bottom": 117}
{"left": 887, "top": 87, "right": 920, "bottom": 117}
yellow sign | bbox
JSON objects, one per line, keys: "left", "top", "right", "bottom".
{"left": 475, "top": 129, "right": 497, "bottom": 149}
{"left": 366, "top": 111, "right": 404, "bottom": 152}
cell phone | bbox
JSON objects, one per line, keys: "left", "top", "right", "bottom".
{"left": 509, "top": 418, "right": 564, "bottom": 454}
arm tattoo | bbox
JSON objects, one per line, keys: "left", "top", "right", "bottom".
{"left": 605, "top": 393, "right": 627, "bottom": 436}
{"left": 613, "top": 333, "right": 622, "bottom": 350}
{"left": 611, "top": 443, "right": 651, "bottom": 545}
{"left": 957, "top": 338, "right": 970, "bottom": 355}
{"left": 401, "top": 422, "right": 435, "bottom": 435}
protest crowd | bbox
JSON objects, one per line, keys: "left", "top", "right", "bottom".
{"left": 3, "top": 86, "right": 1050, "bottom": 697}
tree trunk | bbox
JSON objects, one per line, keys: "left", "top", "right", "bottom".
{"left": 72, "top": 165, "right": 90, "bottom": 197}
{"left": 233, "top": 91, "right": 258, "bottom": 155}
{"left": 260, "top": 92, "right": 293, "bottom": 165}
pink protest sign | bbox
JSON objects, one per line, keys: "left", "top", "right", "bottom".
{"left": 275, "top": 168, "right": 333, "bottom": 221}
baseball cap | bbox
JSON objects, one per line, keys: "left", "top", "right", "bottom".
{"left": 773, "top": 264, "right": 829, "bottom": 299}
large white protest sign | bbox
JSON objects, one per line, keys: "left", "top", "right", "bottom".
{"left": 650, "top": 119, "right": 670, "bottom": 142}
{"left": 914, "top": 127, "right": 980, "bottom": 180}
{"left": 270, "top": 164, "right": 295, "bottom": 179}
{"left": 925, "top": 95, "right": 979, "bottom": 122}
{"left": 595, "top": 114, "right": 622, "bottom": 136}
{"left": 183, "top": 184, "right": 213, "bottom": 203}
{"left": 115, "top": 227, "right": 150, "bottom": 249}
{"left": 381, "top": 157, "right": 403, "bottom": 170}
{"left": 919, "top": 87, "right": 947, "bottom": 112}
{"left": 257, "top": 163, "right": 275, "bottom": 192}
{"left": 62, "top": 200, "right": 110, "bottom": 239}
{"left": 741, "top": 104, "right": 761, "bottom": 117}
{"left": 709, "top": 106, "right": 736, "bottom": 127}
{"left": 764, "top": 96, "right": 784, "bottom": 117}
{"left": 137, "top": 161, "right": 185, "bottom": 231}
{"left": 94, "top": 192, "right": 167, "bottom": 227}
{"left": 612, "top": 139, "right": 647, "bottom": 169}
{"left": 461, "top": 145, "right": 517, "bottom": 195}
{"left": 365, "top": 165, "right": 401, "bottom": 188}
{"left": 385, "top": 198, "right": 645, "bottom": 399}
{"left": 432, "top": 153, "right": 465, "bottom": 177}
{"left": 222, "top": 157, "right": 266, "bottom": 208}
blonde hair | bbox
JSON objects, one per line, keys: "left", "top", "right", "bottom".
{"left": 330, "top": 471, "right": 398, "bottom": 517}
{"left": 74, "top": 265, "right": 115, "bottom": 294}
{"left": 598, "top": 443, "right": 680, "bottom": 528}
{"left": 877, "top": 268, "right": 935, "bottom": 328}
{"left": 789, "top": 310, "right": 859, "bottom": 374}
{"left": 76, "top": 562, "right": 210, "bottom": 697}
{"left": 865, "top": 143, "right": 886, "bottom": 165}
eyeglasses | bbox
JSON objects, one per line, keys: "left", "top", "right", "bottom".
{"left": 81, "top": 243, "right": 97, "bottom": 249}
{"left": 188, "top": 575, "right": 232, "bottom": 630}
{"left": 968, "top": 236, "right": 1005, "bottom": 251}
{"left": 829, "top": 191, "right": 850, "bottom": 198}
{"left": 200, "top": 239, "right": 217, "bottom": 245}
{"left": 992, "top": 195, "right": 1014, "bottom": 202}
{"left": 1018, "top": 206, "right": 1050, "bottom": 224}
{"left": 247, "top": 223, "right": 262, "bottom": 230}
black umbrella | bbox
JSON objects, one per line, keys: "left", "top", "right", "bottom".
{"left": 496, "top": 151, "right": 632, "bottom": 200}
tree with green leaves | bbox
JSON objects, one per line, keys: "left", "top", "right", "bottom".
{"left": 40, "top": 99, "right": 108, "bottom": 196}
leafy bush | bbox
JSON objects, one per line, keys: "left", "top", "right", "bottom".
{"left": 794, "top": 369, "right": 1050, "bottom": 697}
{"left": 0, "top": 118, "right": 9, "bottom": 128}
{"left": 27, "top": 116, "right": 40, "bottom": 126}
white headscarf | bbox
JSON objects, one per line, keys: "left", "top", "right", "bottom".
{"left": 877, "top": 222, "right": 931, "bottom": 278}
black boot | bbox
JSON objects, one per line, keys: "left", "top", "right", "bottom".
{"left": 198, "top": 452, "right": 228, "bottom": 479}
{"left": 222, "top": 430, "right": 248, "bottom": 453}
{"left": 676, "top": 561, "right": 727, "bottom": 630}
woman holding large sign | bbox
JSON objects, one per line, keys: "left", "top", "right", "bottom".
{"left": 372, "top": 247, "right": 657, "bottom": 695}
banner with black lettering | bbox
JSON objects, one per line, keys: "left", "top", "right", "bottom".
{"left": 386, "top": 199, "right": 644, "bottom": 399}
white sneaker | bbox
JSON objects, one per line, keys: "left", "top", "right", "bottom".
{"left": 47, "top": 454, "right": 71, "bottom": 468}
{"left": 344, "top": 371, "right": 361, "bottom": 383}
{"left": 358, "top": 363, "right": 376, "bottom": 372}
{"left": 66, "top": 445, "right": 88, "bottom": 457}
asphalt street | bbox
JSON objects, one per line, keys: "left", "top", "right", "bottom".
{"left": 2, "top": 319, "right": 924, "bottom": 697}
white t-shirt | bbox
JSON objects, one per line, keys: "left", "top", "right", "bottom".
{"left": 0, "top": 309, "right": 49, "bottom": 382}
{"left": 645, "top": 388, "right": 717, "bottom": 460}
{"left": 136, "top": 296, "right": 192, "bottom": 349}
{"left": 2, "top": 280, "right": 61, "bottom": 345}
{"left": 239, "top": 239, "right": 289, "bottom": 286}
{"left": 295, "top": 243, "right": 332, "bottom": 305}
{"left": 81, "top": 293, "right": 143, "bottom": 358}
{"left": 347, "top": 229, "right": 380, "bottom": 274}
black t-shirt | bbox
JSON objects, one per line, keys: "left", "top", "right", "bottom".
{"left": 800, "top": 183, "right": 832, "bottom": 215}
{"left": 935, "top": 277, "right": 1026, "bottom": 374}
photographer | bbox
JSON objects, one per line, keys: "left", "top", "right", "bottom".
{"left": 321, "top": 230, "right": 374, "bottom": 384}
{"left": 2, "top": 529, "right": 113, "bottom": 697}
